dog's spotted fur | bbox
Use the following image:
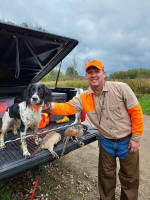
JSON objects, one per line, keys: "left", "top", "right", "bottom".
{"left": 0, "top": 83, "right": 52, "bottom": 158}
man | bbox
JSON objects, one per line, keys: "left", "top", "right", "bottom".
{"left": 44, "top": 60, "right": 144, "bottom": 200}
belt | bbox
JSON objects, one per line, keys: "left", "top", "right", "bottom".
{"left": 108, "top": 134, "right": 132, "bottom": 142}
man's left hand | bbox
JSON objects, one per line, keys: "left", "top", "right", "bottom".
{"left": 128, "top": 140, "right": 140, "bottom": 152}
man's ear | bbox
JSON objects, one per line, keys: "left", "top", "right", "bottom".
{"left": 103, "top": 71, "right": 106, "bottom": 77}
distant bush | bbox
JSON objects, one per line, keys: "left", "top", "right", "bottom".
{"left": 41, "top": 80, "right": 89, "bottom": 90}
{"left": 109, "top": 68, "right": 150, "bottom": 79}
{"left": 109, "top": 79, "right": 150, "bottom": 94}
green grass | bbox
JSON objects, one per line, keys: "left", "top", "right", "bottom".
{"left": 0, "top": 181, "right": 17, "bottom": 200}
{"left": 136, "top": 93, "right": 150, "bottom": 115}
{"left": 40, "top": 80, "right": 89, "bottom": 90}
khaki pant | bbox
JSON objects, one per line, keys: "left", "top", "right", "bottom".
{"left": 98, "top": 144, "right": 139, "bottom": 200}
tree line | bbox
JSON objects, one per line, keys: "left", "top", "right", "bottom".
{"left": 42, "top": 67, "right": 84, "bottom": 81}
{"left": 109, "top": 68, "right": 150, "bottom": 79}
{"left": 42, "top": 67, "right": 150, "bottom": 82}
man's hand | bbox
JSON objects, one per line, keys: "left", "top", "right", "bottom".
{"left": 42, "top": 103, "right": 51, "bottom": 111}
{"left": 128, "top": 140, "right": 140, "bottom": 152}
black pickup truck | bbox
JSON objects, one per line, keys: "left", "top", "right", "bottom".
{"left": 0, "top": 22, "right": 96, "bottom": 181}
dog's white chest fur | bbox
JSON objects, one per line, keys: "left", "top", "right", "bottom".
{"left": 19, "top": 102, "right": 42, "bottom": 127}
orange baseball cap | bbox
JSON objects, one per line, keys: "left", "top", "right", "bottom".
{"left": 85, "top": 59, "right": 105, "bottom": 72}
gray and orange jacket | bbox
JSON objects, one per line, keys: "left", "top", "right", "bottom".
{"left": 51, "top": 81, "right": 144, "bottom": 142}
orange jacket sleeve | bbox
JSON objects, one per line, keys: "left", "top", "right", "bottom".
{"left": 127, "top": 103, "right": 144, "bottom": 135}
{"left": 50, "top": 102, "right": 76, "bottom": 115}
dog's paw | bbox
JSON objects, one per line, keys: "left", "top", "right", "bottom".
{"left": 25, "top": 154, "right": 31, "bottom": 159}
{"left": 24, "top": 152, "right": 31, "bottom": 159}
{"left": 0, "top": 143, "right": 6, "bottom": 150}
{"left": 21, "top": 143, "right": 31, "bottom": 158}
{"left": 23, "top": 150, "right": 31, "bottom": 158}
{"left": 35, "top": 138, "right": 39, "bottom": 145}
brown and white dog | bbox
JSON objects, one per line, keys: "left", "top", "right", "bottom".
{"left": 0, "top": 83, "right": 52, "bottom": 158}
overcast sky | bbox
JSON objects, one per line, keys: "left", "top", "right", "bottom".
{"left": 1, "top": 0, "right": 150, "bottom": 75}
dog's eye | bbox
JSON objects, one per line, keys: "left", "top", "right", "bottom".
{"left": 38, "top": 88, "right": 44, "bottom": 96}
{"left": 30, "top": 87, "right": 35, "bottom": 95}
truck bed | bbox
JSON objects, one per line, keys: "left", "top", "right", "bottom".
{"left": 0, "top": 119, "right": 96, "bottom": 181}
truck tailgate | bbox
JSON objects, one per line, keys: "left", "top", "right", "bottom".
{"left": 0, "top": 124, "right": 96, "bottom": 181}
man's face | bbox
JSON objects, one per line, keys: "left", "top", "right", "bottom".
{"left": 86, "top": 67, "right": 106, "bottom": 88}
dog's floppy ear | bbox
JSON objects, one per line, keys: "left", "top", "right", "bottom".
{"left": 23, "top": 83, "right": 33, "bottom": 106}
{"left": 42, "top": 84, "right": 52, "bottom": 105}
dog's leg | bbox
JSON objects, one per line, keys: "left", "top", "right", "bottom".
{"left": 0, "top": 113, "right": 13, "bottom": 149}
{"left": 33, "top": 125, "right": 39, "bottom": 145}
{"left": 20, "top": 122, "right": 31, "bottom": 158}
{"left": 34, "top": 133, "right": 39, "bottom": 145}
{"left": 0, "top": 118, "right": 11, "bottom": 149}
{"left": 12, "top": 120, "right": 19, "bottom": 135}
{"left": 0, "top": 126, "right": 8, "bottom": 149}
{"left": 20, "top": 130, "right": 31, "bottom": 158}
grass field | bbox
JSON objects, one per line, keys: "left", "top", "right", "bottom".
{"left": 136, "top": 93, "right": 150, "bottom": 115}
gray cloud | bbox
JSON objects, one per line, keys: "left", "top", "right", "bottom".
{"left": 1, "top": 0, "right": 150, "bottom": 75}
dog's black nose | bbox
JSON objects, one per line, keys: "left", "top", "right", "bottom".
{"left": 32, "top": 97, "right": 38, "bottom": 101}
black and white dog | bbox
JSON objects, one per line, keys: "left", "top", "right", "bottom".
{"left": 0, "top": 83, "right": 52, "bottom": 158}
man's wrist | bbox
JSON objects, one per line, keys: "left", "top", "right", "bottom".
{"left": 49, "top": 102, "right": 54, "bottom": 112}
{"left": 131, "top": 133, "right": 141, "bottom": 143}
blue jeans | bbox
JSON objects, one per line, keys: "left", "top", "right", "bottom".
{"left": 96, "top": 134, "right": 131, "bottom": 159}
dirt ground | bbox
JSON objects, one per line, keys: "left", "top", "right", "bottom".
{"left": 55, "top": 114, "right": 150, "bottom": 199}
